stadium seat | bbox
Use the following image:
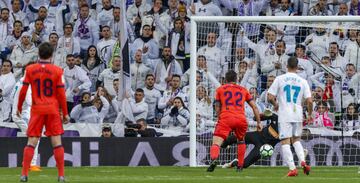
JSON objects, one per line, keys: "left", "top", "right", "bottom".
{"left": 0, "top": 127, "right": 18, "bottom": 137}
{"left": 62, "top": 130, "right": 80, "bottom": 137}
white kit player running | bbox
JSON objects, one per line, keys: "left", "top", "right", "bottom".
{"left": 11, "top": 62, "right": 42, "bottom": 172}
{"left": 267, "top": 57, "right": 312, "bottom": 177}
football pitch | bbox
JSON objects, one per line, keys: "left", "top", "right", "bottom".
{"left": 0, "top": 166, "right": 359, "bottom": 183}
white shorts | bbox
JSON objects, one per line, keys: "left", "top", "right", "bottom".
{"left": 278, "top": 122, "right": 303, "bottom": 140}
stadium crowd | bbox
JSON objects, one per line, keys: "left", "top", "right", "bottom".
{"left": 0, "top": 0, "right": 360, "bottom": 137}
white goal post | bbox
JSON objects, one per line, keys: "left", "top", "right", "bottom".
{"left": 189, "top": 16, "right": 360, "bottom": 167}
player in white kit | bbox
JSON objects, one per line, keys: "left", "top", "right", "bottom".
{"left": 267, "top": 57, "right": 312, "bottom": 177}
{"left": 11, "top": 62, "right": 42, "bottom": 172}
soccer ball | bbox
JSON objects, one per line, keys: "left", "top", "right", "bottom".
{"left": 260, "top": 144, "right": 274, "bottom": 158}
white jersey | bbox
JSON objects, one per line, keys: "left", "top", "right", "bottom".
{"left": 268, "top": 72, "right": 311, "bottom": 123}
{"left": 11, "top": 78, "right": 31, "bottom": 121}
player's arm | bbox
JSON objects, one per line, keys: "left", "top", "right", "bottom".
{"left": 17, "top": 72, "right": 30, "bottom": 116}
{"left": 305, "top": 97, "right": 313, "bottom": 123}
{"left": 266, "top": 77, "right": 279, "bottom": 111}
{"left": 304, "top": 82, "right": 313, "bottom": 124}
{"left": 56, "top": 71, "right": 69, "bottom": 122}
{"left": 214, "top": 88, "right": 221, "bottom": 117}
{"left": 214, "top": 100, "right": 221, "bottom": 117}
{"left": 267, "top": 93, "right": 278, "bottom": 111}
{"left": 247, "top": 99, "right": 262, "bottom": 131}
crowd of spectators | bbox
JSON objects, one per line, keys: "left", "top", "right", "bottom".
{"left": 0, "top": 0, "right": 360, "bottom": 137}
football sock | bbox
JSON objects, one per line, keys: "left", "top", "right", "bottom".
{"left": 210, "top": 144, "right": 220, "bottom": 160}
{"left": 237, "top": 142, "right": 246, "bottom": 167}
{"left": 22, "top": 145, "right": 35, "bottom": 176}
{"left": 31, "top": 139, "right": 40, "bottom": 166}
{"left": 281, "top": 144, "right": 296, "bottom": 170}
{"left": 293, "top": 141, "right": 305, "bottom": 164}
{"left": 53, "top": 145, "right": 65, "bottom": 177}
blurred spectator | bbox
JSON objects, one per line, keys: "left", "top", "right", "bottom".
{"left": 131, "top": 24, "right": 159, "bottom": 61}
{"left": 73, "top": 4, "right": 99, "bottom": 57}
{"left": 28, "top": 6, "right": 55, "bottom": 34}
{"left": 307, "top": 0, "right": 334, "bottom": 16}
{"left": 97, "top": 55, "right": 121, "bottom": 96}
{"left": 168, "top": 17, "right": 189, "bottom": 71}
{"left": 158, "top": 74, "right": 188, "bottom": 111}
{"left": 342, "top": 103, "right": 360, "bottom": 131}
{"left": 274, "top": 0, "right": 298, "bottom": 50}
{"left": 237, "top": 58, "right": 257, "bottom": 89}
{"left": 0, "top": 60, "right": 15, "bottom": 122}
{"left": 131, "top": 49, "right": 152, "bottom": 90}
{"left": 110, "top": 7, "right": 135, "bottom": 41}
{"left": 101, "top": 123, "right": 114, "bottom": 137}
{"left": 312, "top": 86, "right": 325, "bottom": 110}
{"left": 126, "top": 0, "right": 151, "bottom": 38}
{"left": 64, "top": 54, "right": 92, "bottom": 112}
{"left": 70, "top": 0, "right": 97, "bottom": 22}
{"left": 342, "top": 63, "right": 356, "bottom": 109}
{"left": 304, "top": 27, "right": 330, "bottom": 60}
{"left": 70, "top": 92, "right": 110, "bottom": 123}
{"left": 30, "top": 19, "right": 49, "bottom": 46}
{"left": 142, "top": 0, "right": 171, "bottom": 47}
{"left": 262, "top": 40, "right": 288, "bottom": 77}
{"left": 259, "top": 74, "right": 275, "bottom": 108}
{"left": 142, "top": 74, "right": 162, "bottom": 124}
{"left": 97, "top": 0, "right": 114, "bottom": 27}
{"left": 196, "top": 85, "right": 213, "bottom": 123}
{"left": 97, "top": 25, "right": 116, "bottom": 65}
{"left": 264, "top": 0, "right": 280, "bottom": 16}
{"left": 161, "top": 96, "right": 189, "bottom": 132}
{"left": 136, "top": 118, "right": 157, "bottom": 137}
{"left": 81, "top": 45, "right": 104, "bottom": 93}
{"left": 189, "top": 0, "right": 222, "bottom": 16}
{"left": 4, "top": 20, "right": 23, "bottom": 57}
{"left": 312, "top": 100, "right": 334, "bottom": 128}
{"left": 127, "top": 88, "right": 148, "bottom": 121}
{"left": 94, "top": 86, "right": 119, "bottom": 123}
{"left": 337, "top": 3, "right": 349, "bottom": 16}
{"left": 9, "top": 31, "right": 38, "bottom": 80}
{"left": 56, "top": 23, "right": 81, "bottom": 68}
{"left": 344, "top": 30, "right": 360, "bottom": 72}
{"left": 0, "top": 8, "right": 12, "bottom": 42}
{"left": 9, "top": 0, "right": 29, "bottom": 29}
{"left": 148, "top": 47, "right": 182, "bottom": 91}
{"left": 197, "top": 32, "right": 226, "bottom": 80}
{"left": 329, "top": 42, "right": 346, "bottom": 73}
{"left": 237, "top": 0, "right": 267, "bottom": 40}
{"left": 348, "top": 0, "right": 360, "bottom": 16}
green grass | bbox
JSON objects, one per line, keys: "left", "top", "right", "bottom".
{"left": 0, "top": 166, "right": 359, "bottom": 183}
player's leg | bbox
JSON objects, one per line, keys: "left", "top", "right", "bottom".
{"left": 220, "top": 133, "right": 237, "bottom": 148}
{"left": 20, "top": 115, "right": 43, "bottom": 181}
{"left": 207, "top": 122, "right": 230, "bottom": 172}
{"left": 279, "top": 122, "right": 298, "bottom": 176}
{"left": 13, "top": 114, "right": 41, "bottom": 171}
{"left": 291, "top": 123, "right": 310, "bottom": 175}
{"left": 29, "top": 138, "right": 41, "bottom": 171}
{"left": 51, "top": 135, "right": 65, "bottom": 180}
{"left": 243, "top": 132, "right": 263, "bottom": 168}
{"left": 45, "top": 114, "right": 65, "bottom": 181}
{"left": 234, "top": 123, "right": 248, "bottom": 171}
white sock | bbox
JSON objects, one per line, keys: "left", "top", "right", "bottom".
{"left": 31, "top": 139, "right": 40, "bottom": 166}
{"left": 282, "top": 144, "right": 296, "bottom": 170}
{"left": 293, "top": 141, "right": 305, "bottom": 164}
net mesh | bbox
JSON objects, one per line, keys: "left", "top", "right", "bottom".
{"left": 194, "top": 20, "right": 360, "bottom": 166}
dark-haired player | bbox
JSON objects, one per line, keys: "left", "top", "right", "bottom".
{"left": 17, "top": 42, "right": 70, "bottom": 182}
{"left": 207, "top": 70, "right": 262, "bottom": 172}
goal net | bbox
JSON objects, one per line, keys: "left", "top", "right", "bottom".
{"left": 189, "top": 16, "right": 360, "bottom": 167}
